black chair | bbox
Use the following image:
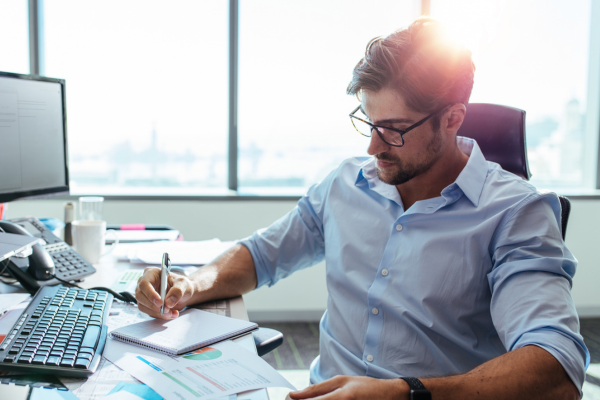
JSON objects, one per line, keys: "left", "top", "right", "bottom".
{"left": 457, "top": 103, "right": 571, "bottom": 240}
{"left": 254, "top": 327, "right": 284, "bottom": 357}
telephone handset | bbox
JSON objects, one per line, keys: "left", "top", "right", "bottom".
{"left": 0, "top": 217, "right": 97, "bottom": 294}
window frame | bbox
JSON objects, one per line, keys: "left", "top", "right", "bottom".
{"left": 22, "top": 0, "right": 600, "bottom": 200}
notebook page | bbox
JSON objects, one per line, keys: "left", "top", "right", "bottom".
{"left": 111, "top": 308, "right": 257, "bottom": 352}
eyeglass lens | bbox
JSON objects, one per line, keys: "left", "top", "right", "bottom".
{"left": 351, "top": 118, "right": 403, "bottom": 146}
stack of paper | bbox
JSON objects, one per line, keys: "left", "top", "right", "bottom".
{"left": 113, "top": 239, "right": 237, "bottom": 265}
{"left": 106, "top": 229, "right": 181, "bottom": 244}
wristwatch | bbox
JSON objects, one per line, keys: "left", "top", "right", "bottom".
{"left": 399, "top": 377, "right": 432, "bottom": 400}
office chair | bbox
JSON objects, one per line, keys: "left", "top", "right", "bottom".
{"left": 457, "top": 103, "right": 571, "bottom": 240}
{"left": 254, "top": 327, "right": 284, "bottom": 357}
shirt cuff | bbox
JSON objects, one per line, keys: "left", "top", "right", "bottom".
{"left": 238, "top": 234, "right": 274, "bottom": 289}
{"left": 512, "top": 328, "right": 589, "bottom": 398}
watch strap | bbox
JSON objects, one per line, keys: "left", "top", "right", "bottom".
{"left": 399, "top": 377, "right": 431, "bottom": 400}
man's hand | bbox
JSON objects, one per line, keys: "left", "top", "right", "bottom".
{"left": 136, "top": 267, "right": 196, "bottom": 319}
{"left": 288, "top": 376, "right": 407, "bottom": 400}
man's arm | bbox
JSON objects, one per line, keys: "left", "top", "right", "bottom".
{"left": 290, "top": 345, "right": 578, "bottom": 400}
{"left": 136, "top": 244, "right": 257, "bottom": 319}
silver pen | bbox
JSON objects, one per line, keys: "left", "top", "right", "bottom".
{"left": 160, "top": 252, "right": 171, "bottom": 316}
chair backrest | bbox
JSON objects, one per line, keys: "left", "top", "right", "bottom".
{"left": 457, "top": 103, "right": 570, "bottom": 240}
{"left": 457, "top": 103, "right": 531, "bottom": 180}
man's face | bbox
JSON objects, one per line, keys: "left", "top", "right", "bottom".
{"left": 362, "top": 88, "right": 445, "bottom": 186}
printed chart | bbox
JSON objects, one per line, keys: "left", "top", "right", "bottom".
{"left": 104, "top": 338, "right": 295, "bottom": 400}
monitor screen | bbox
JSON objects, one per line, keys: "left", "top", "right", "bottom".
{"left": 0, "top": 72, "right": 69, "bottom": 202}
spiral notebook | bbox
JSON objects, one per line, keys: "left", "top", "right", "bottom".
{"left": 110, "top": 308, "right": 258, "bottom": 355}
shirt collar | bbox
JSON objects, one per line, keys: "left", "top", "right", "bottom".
{"left": 355, "top": 136, "right": 488, "bottom": 207}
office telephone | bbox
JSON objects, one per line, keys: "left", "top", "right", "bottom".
{"left": 0, "top": 217, "right": 96, "bottom": 294}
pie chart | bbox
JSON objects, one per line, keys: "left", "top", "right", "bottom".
{"left": 183, "top": 347, "right": 223, "bottom": 361}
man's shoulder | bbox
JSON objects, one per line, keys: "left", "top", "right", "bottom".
{"left": 480, "top": 161, "right": 557, "bottom": 212}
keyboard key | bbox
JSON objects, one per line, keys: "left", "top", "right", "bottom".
{"left": 32, "top": 355, "right": 47, "bottom": 364}
{"left": 2, "top": 355, "right": 16, "bottom": 363}
{"left": 17, "top": 356, "right": 32, "bottom": 363}
{"left": 8, "top": 348, "right": 20, "bottom": 354}
{"left": 79, "top": 346, "right": 95, "bottom": 356}
{"left": 77, "top": 352, "right": 93, "bottom": 361}
{"left": 60, "top": 357, "right": 75, "bottom": 367}
{"left": 20, "top": 351, "right": 34, "bottom": 358}
{"left": 46, "top": 355, "right": 61, "bottom": 365}
{"left": 81, "top": 325, "right": 100, "bottom": 349}
{"left": 50, "top": 350, "right": 63, "bottom": 357}
{"left": 38, "top": 346, "right": 52, "bottom": 352}
{"left": 74, "top": 358, "right": 91, "bottom": 369}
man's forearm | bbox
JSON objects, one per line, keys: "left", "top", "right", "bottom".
{"left": 416, "top": 345, "right": 578, "bottom": 400}
{"left": 186, "top": 244, "right": 258, "bottom": 305}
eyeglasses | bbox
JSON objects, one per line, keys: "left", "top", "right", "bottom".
{"left": 349, "top": 105, "right": 451, "bottom": 147}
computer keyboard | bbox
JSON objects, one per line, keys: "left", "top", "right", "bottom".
{"left": 0, "top": 285, "right": 113, "bottom": 377}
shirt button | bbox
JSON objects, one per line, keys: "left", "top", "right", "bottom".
{"left": 381, "top": 269, "right": 389, "bottom": 276}
{"left": 372, "top": 308, "right": 379, "bottom": 315}
{"left": 396, "top": 224, "right": 403, "bottom": 231}
{"left": 366, "top": 355, "right": 374, "bottom": 362}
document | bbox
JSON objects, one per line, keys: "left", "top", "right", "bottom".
{"left": 0, "top": 298, "right": 29, "bottom": 343}
{"left": 103, "top": 338, "right": 295, "bottom": 400}
{"left": 0, "top": 293, "right": 30, "bottom": 316}
{"left": 114, "top": 239, "right": 237, "bottom": 265}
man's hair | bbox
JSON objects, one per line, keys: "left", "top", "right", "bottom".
{"left": 347, "top": 17, "right": 475, "bottom": 131}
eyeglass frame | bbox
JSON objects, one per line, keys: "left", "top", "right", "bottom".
{"left": 349, "top": 104, "right": 452, "bottom": 147}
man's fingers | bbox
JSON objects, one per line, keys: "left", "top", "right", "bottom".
{"left": 137, "top": 268, "right": 163, "bottom": 307}
{"left": 138, "top": 302, "right": 178, "bottom": 320}
{"left": 164, "top": 276, "right": 193, "bottom": 309}
{"left": 165, "top": 281, "right": 188, "bottom": 309}
{"left": 289, "top": 376, "right": 346, "bottom": 399}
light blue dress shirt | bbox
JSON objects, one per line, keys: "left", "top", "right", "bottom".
{"left": 240, "top": 137, "right": 589, "bottom": 394}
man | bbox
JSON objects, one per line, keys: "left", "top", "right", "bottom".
{"left": 136, "top": 18, "right": 588, "bottom": 399}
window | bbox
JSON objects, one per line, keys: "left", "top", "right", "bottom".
{"left": 238, "top": 0, "right": 420, "bottom": 195}
{"left": 0, "top": 0, "right": 29, "bottom": 74}
{"left": 3, "top": 1, "right": 600, "bottom": 196}
{"left": 43, "top": 0, "right": 229, "bottom": 195}
{"left": 431, "top": 0, "right": 593, "bottom": 189}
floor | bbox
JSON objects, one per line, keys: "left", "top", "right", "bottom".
{"left": 261, "top": 318, "right": 600, "bottom": 399}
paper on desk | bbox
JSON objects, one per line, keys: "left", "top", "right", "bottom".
{"left": 116, "top": 239, "right": 237, "bottom": 265}
{"left": 0, "top": 293, "right": 30, "bottom": 315}
{"left": 0, "top": 298, "right": 29, "bottom": 343}
{"left": 106, "top": 230, "right": 181, "bottom": 244}
{"left": 103, "top": 391, "right": 147, "bottom": 400}
{"left": 103, "top": 338, "right": 295, "bottom": 400}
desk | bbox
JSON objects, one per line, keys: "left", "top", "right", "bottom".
{"left": 0, "top": 253, "right": 271, "bottom": 400}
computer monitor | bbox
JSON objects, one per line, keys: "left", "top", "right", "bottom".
{"left": 0, "top": 71, "right": 69, "bottom": 203}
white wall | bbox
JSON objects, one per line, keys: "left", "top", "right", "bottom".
{"left": 4, "top": 197, "right": 599, "bottom": 320}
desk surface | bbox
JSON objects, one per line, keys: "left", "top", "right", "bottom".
{"left": 0, "top": 252, "right": 270, "bottom": 399}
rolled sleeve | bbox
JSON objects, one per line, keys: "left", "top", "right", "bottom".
{"left": 488, "top": 193, "right": 589, "bottom": 395}
{"left": 238, "top": 178, "right": 329, "bottom": 288}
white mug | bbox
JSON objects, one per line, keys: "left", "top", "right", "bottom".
{"left": 71, "top": 220, "right": 119, "bottom": 264}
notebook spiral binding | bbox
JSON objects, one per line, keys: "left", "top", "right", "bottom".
{"left": 109, "top": 329, "right": 254, "bottom": 356}
{"left": 109, "top": 332, "right": 178, "bottom": 355}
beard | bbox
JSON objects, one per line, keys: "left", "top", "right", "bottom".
{"left": 375, "top": 129, "right": 443, "bottom": 186}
